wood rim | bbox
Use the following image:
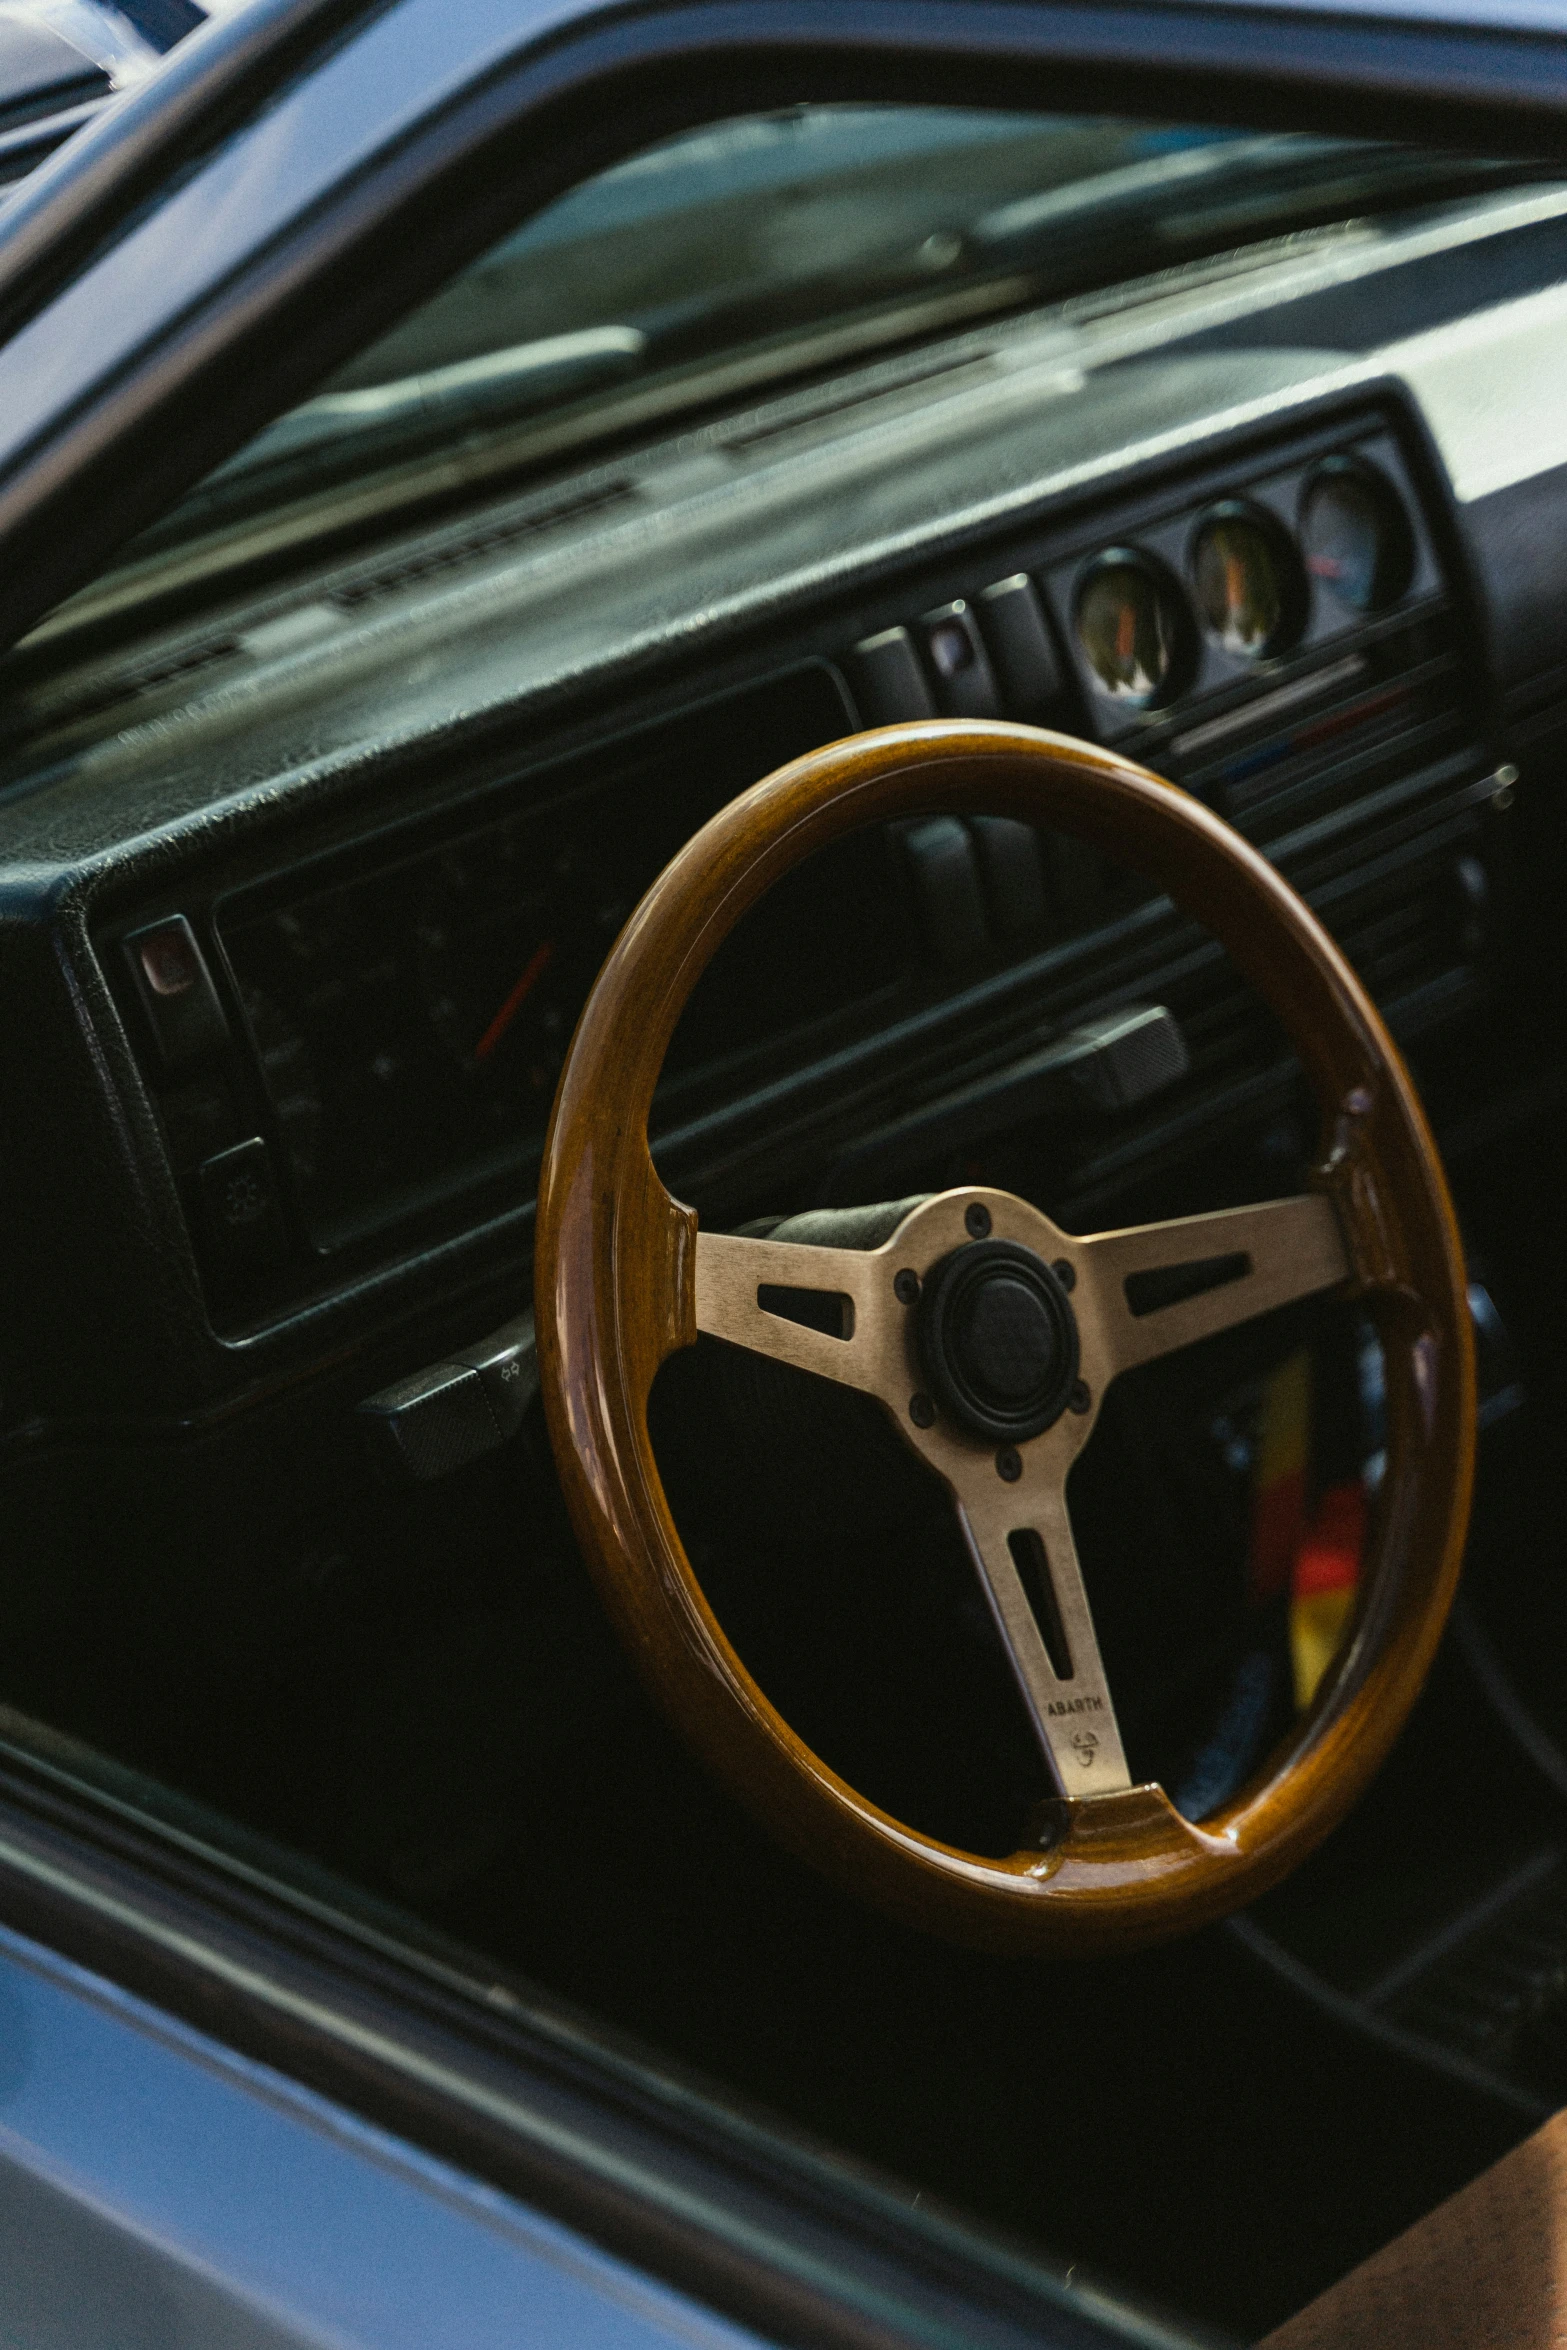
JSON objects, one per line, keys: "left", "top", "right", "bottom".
{"left": 535, "top": 721, "right": 1475, "bottom": 1952}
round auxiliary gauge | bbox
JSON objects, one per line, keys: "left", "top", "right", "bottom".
{"left": 1300, "top": 456, "right": 1414, "bottom": 614}
{"left": 1191, "top": 505, "right": 1301, "bottom": 659}
{"left": 1075, "top": 551, "right": 1188, "bottom": 708}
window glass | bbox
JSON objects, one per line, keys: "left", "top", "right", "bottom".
{"left": 108, "top": 105, "right": 1532, "bottom": 582}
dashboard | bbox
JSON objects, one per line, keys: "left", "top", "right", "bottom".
{"left": 92, "top": 401, "right": 1482, "bottom": 1339}
{"left": 1, "top": 176, "right": 1563, "bottom": 1468}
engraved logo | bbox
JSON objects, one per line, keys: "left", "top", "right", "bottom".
{"left": 1070, "top": 1730, "right": 1100, "bottom": 1769}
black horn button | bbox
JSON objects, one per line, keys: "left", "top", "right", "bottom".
{"left": 916, "top": 1239, "right": 1080, "bottom": 1442}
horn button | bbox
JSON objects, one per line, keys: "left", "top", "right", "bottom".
{"left": 916, "top": 1239, "right": 1080, "bottom": 1443}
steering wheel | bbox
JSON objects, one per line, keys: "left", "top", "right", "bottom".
{"left": 535, "top": 723, "right": 1474, "bottom": 1951}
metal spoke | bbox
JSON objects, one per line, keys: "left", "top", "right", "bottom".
{"left": 1076, "top": 1192, "right": 1348, "bottom": 1378}
{"left": 951, "top": 1452, "right": 1132, "bottom": 1797}
{"left": 693, "top": 1229, "right": 906, "bottom": 1402}
{"left": 693, "top": 1189, "right": 1334, "bottom": 1805}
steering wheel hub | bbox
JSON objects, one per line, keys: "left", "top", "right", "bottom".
{"left": 917, "top": 1239, "right": 1080, "bottom": 1440}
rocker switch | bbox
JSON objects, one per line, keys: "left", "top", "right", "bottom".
{"left": 977, "top": 575, "right": 1064, "bottom": 719}
{"left": 124, "top": 915, "right": 231, "bottom": 1074}
{"left": 849, "top": 627, "right": 936, "bottom": 724}
{"left": 920, "top": 600, "right": 1001, "bottom": 719}
{"left": 899, "top": 816, "right": 989, "bottom": 964}
{"left": 196, "top": 1136, "right": 287, "bottom": 1273}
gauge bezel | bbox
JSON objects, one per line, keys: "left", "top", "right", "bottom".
{"left": 1187, "top": 498, "right": 1306, "bottom": 665}
{"left": 1299, "top": 453, "right": 1416, "bottom": 616}
{"left": 1072, "top": 546, "right": 1195, "bottom": 712}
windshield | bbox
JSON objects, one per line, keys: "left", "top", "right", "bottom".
{"left": 101, "top": 105, "right": 1541, "bottom": 581}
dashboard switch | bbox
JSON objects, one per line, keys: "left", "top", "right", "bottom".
{"left": 360, "top": 1312, "right": 539, "bottom": 1480}
{"left": 977, "top": 575, "right": 1063, "bottom": 718}
{"left": 196, "top": 1137, "right": 287, "bottom": 1272}
{"left": 969, "top": 816, "right": 1048, "bottom": 937}
{"left": 124, "top": 915, "right": 231, "bottom": 1074}
{"left": 1060, "top": 1006, "right": 1190, "bottom": 1111}
{"left": 849, "top": 627, "right": 935, "bottom": 724}
{"left": 920, "top": 600, "right": 1000, "bottom": 719}
{"left": 899, "top": 816, "right": 989, "bottom": 964}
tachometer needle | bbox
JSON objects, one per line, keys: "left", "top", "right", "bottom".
{"left": 473, "top": 940, "right": 555, "bottom": 1066}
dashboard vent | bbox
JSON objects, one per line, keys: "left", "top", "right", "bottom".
{"left": 1166, "top": 629, "right": 1466, "bottom": 838}
{"left": 1164, "top": 952, "right": 1283, "bottom": 1092}
{"left": 1040, "top": 756, "right": 1491, "bottom": 1158}
{"left": 330, "top": 480, "right": 638, "bottom": 612}
{"left": 1171, "top": 768, "right": 1488, "bottom": 1099}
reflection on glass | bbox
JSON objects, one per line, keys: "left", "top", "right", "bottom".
{"left": 1193, "top": 511, "right": 1292, "bottom": 657}
{"left": 1076, "top": 556, "right": 1181, "bottom": 705}
{"left": 1301, "top": 459, "right": 1412, "bottom": 612}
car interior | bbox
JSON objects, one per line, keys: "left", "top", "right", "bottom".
{"left": 4, "top": 79, "right": 1567, "bottom": 2344}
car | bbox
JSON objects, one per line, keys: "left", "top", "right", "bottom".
{"left": 0, "top": 0, "right": 1566, "bottom": 2340}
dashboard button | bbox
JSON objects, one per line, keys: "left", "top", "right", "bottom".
{"left": 920, "top": 600, "right": 1000, "bottom": 719}
{"left": 849, "top": 626, "right": 935, "bottom": 724}
{"left": 196, "top": 1137, "right": 287, "bottom": 1272}
{"left": 969, "top": 816, "right": 1047, "bottom": 937}
{"left": 124, "top": 915, "right": 231, "bottom": 1074}
{"left": 977, "top": 575, "right": 1063, "bottom": 717}
{"left": 899, "top": 816, "right": 989, "bottom": 965}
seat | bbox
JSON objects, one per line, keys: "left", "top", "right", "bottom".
{"left": 1262, "top": 2107, "right": 1567, "bottom": 2347}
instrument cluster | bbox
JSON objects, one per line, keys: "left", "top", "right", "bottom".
{"left": 1056, "top": 436, "right": 1430, "bottom": 725}
{"left": 113, "top": 408, "right": 1452, "bottom": 1315}
{"left": 215, "top": 663, "right": 903, "bottom": 1254}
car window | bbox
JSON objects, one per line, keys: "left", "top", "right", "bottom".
{"left": 1, "top": 90, "right": 1542, "bottom": 1960}
{"left": 6, "top": 74, "right": 1566, "bottom": 2346}
{"left": 107, "top": 103, "right": 1534, "bottom": 583}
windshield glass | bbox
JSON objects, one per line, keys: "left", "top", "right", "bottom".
{"left": 103, "top": 105, "right": 1541, "bottom": 581}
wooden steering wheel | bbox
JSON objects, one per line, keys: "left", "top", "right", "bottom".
{"left": 535, "top": 723, "right": 1475, "bottom": 1952}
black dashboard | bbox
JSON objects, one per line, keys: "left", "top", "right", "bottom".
{"left": 89, "top": 397, "right": 1487, "bottom": 1349}
{"left": 3, "top": 175, "right": 1566, "bottom": 1593}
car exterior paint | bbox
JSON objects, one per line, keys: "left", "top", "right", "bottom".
{"left": 0, "top": 1914, "right": 767, "bottom": 2349}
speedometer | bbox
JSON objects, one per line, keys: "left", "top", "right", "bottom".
{"left": 417, "top": 827, "right": 620, "bottom": 1112}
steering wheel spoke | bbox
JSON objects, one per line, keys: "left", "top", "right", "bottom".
{"left": 694, "top": 1228, "right": 904, "bottom": 1399}
{"left": 1076, "top": 1193, "right": 1350, "bottom": 1378}
{"left": 950, "top": 1454, "right": 1132, "bottom": 1798}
